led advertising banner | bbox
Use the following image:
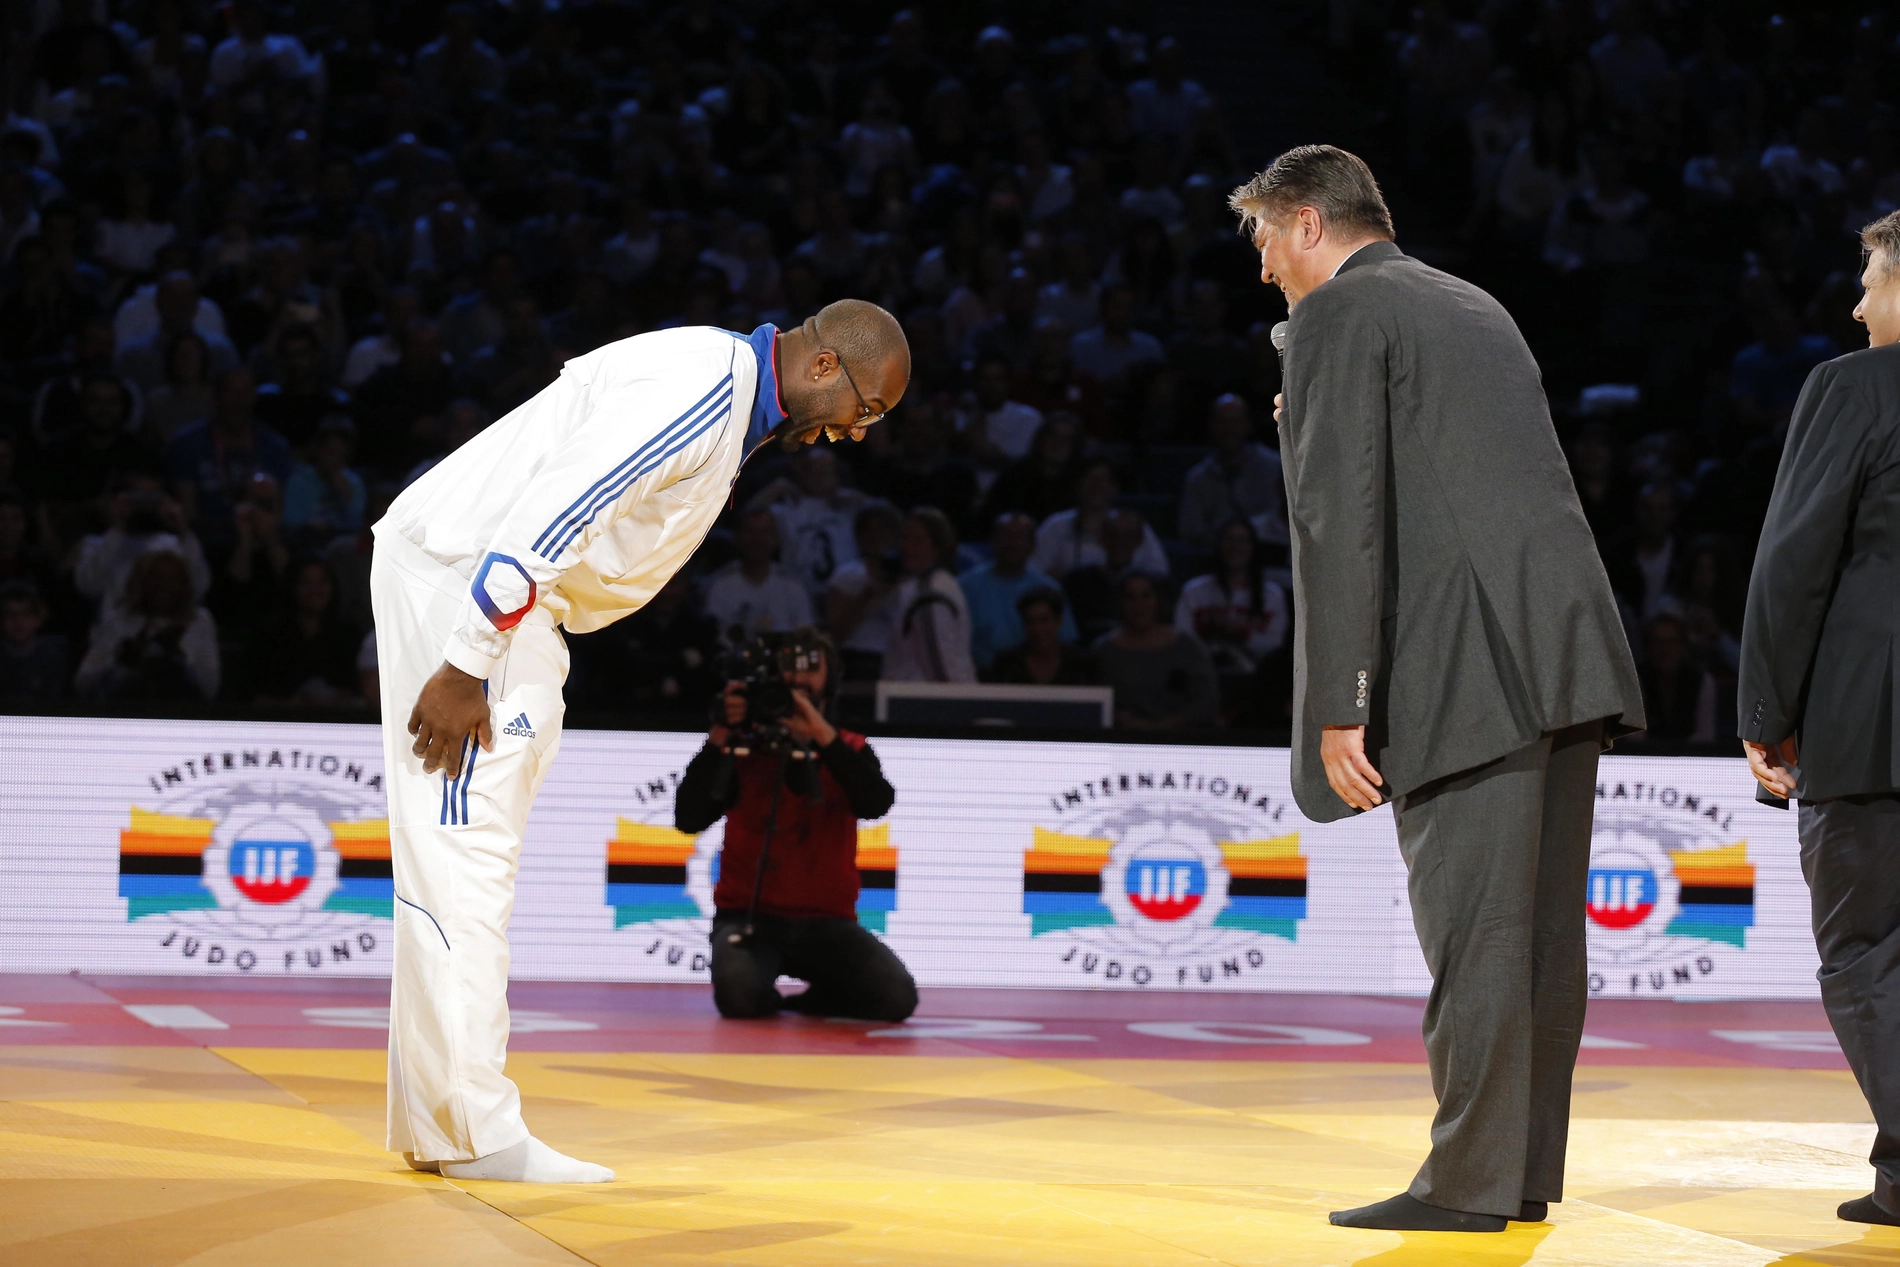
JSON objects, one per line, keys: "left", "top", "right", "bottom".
{"left": 0, "top": 717, "right": 1820, "bottom": 998}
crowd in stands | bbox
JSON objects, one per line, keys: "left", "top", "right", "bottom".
{"left": 0, "top": 0, "right": 1889, "bottom": 745}
{"left": 1336, "top": 0, "right": 1892, "bottom": 744}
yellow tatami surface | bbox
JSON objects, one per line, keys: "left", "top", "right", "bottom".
{"left": 2, "top": 1045, "right": 1898, "bottom": 1266}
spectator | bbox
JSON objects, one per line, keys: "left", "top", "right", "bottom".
{"left": 113, "top": 271, "right": 239, "bottom": 393}
{"left": 352, "top": 319, "right": 455, "bottom": 479}
{"left": 571, "top": 570, "right": 720, "bottom": 712}
{"left": 1033, "top": 457, "right": 1169, "bottom": 580}
{"left": 1589, "top": 1, "right": 1671, "bottom": 118}
{"left": 990, "top": 587, "right": 1097, "bottom": 686}
{"left": 1174, "top": 518, "right": 1290, "bottom": 676}
{"left": 0, "top": 581, "right": 70, "bottom": 701}
{"left": 254, "top": 326, "right": 350, "bottom": 451}
{"left": 340, "top": 287, "right": 420, "bottom": 389}
{"left": 1545, "top": 143, "right": 1655, "bottom": 274}
{"left": 1127, "top": 39, "right": 1211, "bottom": 147}
{"left": 1012, "top": 317, "right": 1098, "bottom": 428}
{"left": 95, "top": 171, "right": 175, "bottom": 277}
{"left": 959, "top": 354, "right": 1044, "bottom": 472}
{"left": 244, "top": 556, "right": 364, "bottom": 705}
{"left": 1062, "top": 509, "right": 1157, "bottom": 646}
{"left": 959, "top": 512, "right": 1077, "bottom": 673}
{"left": 1636, "top": 612, "right": 1716, "bottom": 744}
{"left": 1672, "top": 535, "right": 1745, "bottom": 675}
{"left": 824, "top": 502, "right": 904, "bottom": 684}
{"left": 862, "top": 398, "right": 980, "bottom": 534}
{"left": 456, "top": 294, "right": 557, "bottom": 416}
{"left": 1168, "top": 282, "right": 1250, "bottom": 435}
{"left": 141, "top": 332, "right": 215, "bottom": 448}
{"left": 1609, "top": 481, "right": 1685, "bottom": 623}
{"left": 1036, "top": 237, "right": 1102, "bottom": 335}
{"left": 1069, "top": 284, "right": 1166, "bottom": 404}
{"left": 164, "top": 369, "right": 294, "bottom": 545}
{"left": 75, "top": 548, "right": 219, "bottom": 701}
{"left": 1730, "top": 304, "right": 1839, "bottom": 430}
{"left": 703, "top": 508, "right": 815, "bottom": 641}
{"left": 31, "top": 317, "right": 137, "bottom": 446}
{"left": 1095, "top": 570, "right": 1219, "bottom": 731}
{"left": 37, "top": 376, "right": 157, "bottom": 519}
{"left": 74, "top": 476, "right": 212, "bottom": 620}
{"left": 0, "top": 488, "right": 60, "bottom": 602}
{"left": 211, "top": 473, "right": 291, "bottom": 635}
{"left": 283, "top": 417, "right": 367, "bottom": 546}
{"left": 1569, "top": 420, "right": 1634, "bottom": 551}
{"left": 750, "top": 448, "right": 867, "bottom": 598}
{"left": 1177, "top": 394, "right": 1287, "bottom": 553}
{"left": 208, "top": 0, "right": 320, "bottom": 94}
{"left": 984, "top": 413, "right": 1083, "bottom": 525}
{"left": 883, "top": 507, "right": 975, "bottom": 684}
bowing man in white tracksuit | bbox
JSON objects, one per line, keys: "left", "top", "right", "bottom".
{"left": 372, "top": 300, "right": 909, "bottom": 1183}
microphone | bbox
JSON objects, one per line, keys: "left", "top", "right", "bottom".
{"left": 1270, "top": 321, "right": 1288, "bottom": 367}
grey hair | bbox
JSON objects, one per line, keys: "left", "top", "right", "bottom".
{"left": 1863, "top": 210, "right": 1900, "bottom": 281}
{"left": 1229, "top": 144, "right": 1396, "bottom": 243}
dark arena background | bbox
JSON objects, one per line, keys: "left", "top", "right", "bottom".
{"left": 0, "top": 0, "right": 1895, "bottom": 1263}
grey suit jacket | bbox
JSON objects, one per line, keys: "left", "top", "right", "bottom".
{"left": 1738, "top": 343, "right": 1900, "bottom": 803}
{"left": 1280, "top": 241, "right": 1643, "bottom": 822}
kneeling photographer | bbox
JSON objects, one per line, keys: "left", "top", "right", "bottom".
{"left": 675, "top": 627, "right": 917, "bottom": 1022}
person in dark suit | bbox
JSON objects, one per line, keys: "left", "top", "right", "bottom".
{"left": 1231, "top": 146, "right": 1644, "bottom": 1233}
{"left": 1739, "top": 210, "right": 1900, "bottom": 1229}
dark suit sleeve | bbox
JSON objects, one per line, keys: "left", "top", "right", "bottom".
{"left": 1738, "top": 363, "right": 1875, "bottom": 744}
{"left": 1284, "top": 296, "right": 1390, "bottom": 724}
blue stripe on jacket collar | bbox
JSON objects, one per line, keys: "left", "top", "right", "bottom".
{"left": 740, "top": 323, "right": 785, "bottom": 449}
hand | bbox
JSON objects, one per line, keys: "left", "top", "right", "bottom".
{"left": 1321, "top": 724, "right": 1384, "bottom": 811}
{"left": 784, "top": 688, "right": 838, "bottom": 747}
{"left": 407, "top": 662, "right": 492, "bottom": 777}
{"left": 1743, "top": 737, "right": 1798, "bottom": 799}
{"left": 1274, "top": 392, "right": 1284, "bottom": 424}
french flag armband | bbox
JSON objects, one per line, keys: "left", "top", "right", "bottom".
{"left": 472, "top": 552, "right": 538, "bottom": 631}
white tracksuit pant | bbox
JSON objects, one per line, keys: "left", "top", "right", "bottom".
{"left": 371, "top": 525, "right": 567, "bottom": 1162}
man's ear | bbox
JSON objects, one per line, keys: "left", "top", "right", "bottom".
{"left": 1299, "top": 206, "right": 1324, "bottom": 249}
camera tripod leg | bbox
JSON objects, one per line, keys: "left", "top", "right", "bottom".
{"left": 730, "top": 753, "right": 788, "bottom": 946}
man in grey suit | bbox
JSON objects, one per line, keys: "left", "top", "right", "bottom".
{"left": 1231, "top": 146, "right": 1644, "bottom": 1233}
{"left": 1739, "top": 210, "right": 1900, "bottom": 1229}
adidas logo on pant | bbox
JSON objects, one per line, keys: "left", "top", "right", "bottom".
{"left": 501, "top": 712, "right": 536, "bottom": 739}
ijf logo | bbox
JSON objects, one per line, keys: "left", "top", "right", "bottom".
{"left": 1024, "top": 767, "right": 1305, "bottom": 988}
{"left": 602, "top": 766, "right": 900, "bottom": 978}
{"left": 117, "top": 744, "right": 390, "bottom": 973}
{"left": 1586, "top": 778, "right": 1755, "bottom": 997}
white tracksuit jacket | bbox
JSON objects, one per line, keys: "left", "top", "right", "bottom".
{"left": 383, "top": 323, "right": 787, "bottom": 678}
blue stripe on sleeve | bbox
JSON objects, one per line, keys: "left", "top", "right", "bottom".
{"left": 530, "top": 374, "right": 733, "bottom": 557}
{"left": 538, "top": 381, "right": 734, "bottom": 560}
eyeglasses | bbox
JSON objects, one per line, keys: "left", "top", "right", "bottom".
{"left": 814, "top": 319, "right": 884, "bottom": 438}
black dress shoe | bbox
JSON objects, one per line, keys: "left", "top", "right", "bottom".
{"left": 1514, "top": 1201, "right": 1548, "bottom": 1222}
{"left": 1839, "top": 1195, "right": 1900, "bottom": 1226}
{"left": 1329, "top": 1193, "right": 1508, "bottom": 1232}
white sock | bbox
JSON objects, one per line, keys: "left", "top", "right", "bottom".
{"left": 440, "top": 1136, "right": 614, "bottom": 1184}
{"left": 403, "top": 1152, "right": 440, "bottom": 1173}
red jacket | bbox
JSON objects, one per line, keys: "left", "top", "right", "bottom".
{"left": 676, "top": 731, "right": 894, "bottom": 921}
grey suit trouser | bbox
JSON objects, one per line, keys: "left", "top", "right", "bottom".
{"left": 1391, "top": 720, "right": 1602, "bottom": 1217}
{"left": 1798, "top": 794, "right": 1900, "bottom": 1215}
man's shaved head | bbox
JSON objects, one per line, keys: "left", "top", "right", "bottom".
{"left": 776, "top": 298, "right": 911, "bottom": 447}
{"left": 812, "top": 298, "right": 910, "bottom": 386}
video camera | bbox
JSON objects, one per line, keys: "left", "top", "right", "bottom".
{"left": 716, "top": 627, "right": 829, "bottom": 758}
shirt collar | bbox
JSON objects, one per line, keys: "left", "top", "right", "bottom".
{"left": 741, "top": 323, "right": 786, "bottom": 450}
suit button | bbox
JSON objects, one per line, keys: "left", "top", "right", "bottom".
{"left": 1355, "top": 698, "right": 1366, "bottom": 708}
